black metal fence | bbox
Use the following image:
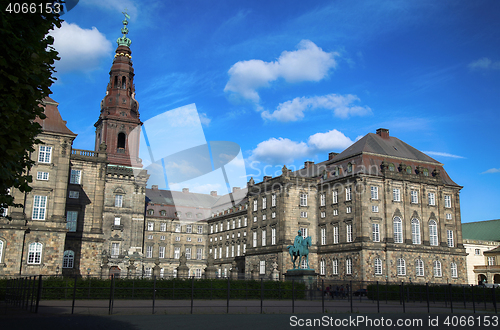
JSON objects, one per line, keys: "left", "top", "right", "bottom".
{"left": 1, "top": 275, "right": 499, "bottom": 315}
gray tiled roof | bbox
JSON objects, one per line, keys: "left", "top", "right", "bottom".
{"left": 462, "top": 219, "right": 500, "bottom": 242}
{"left": 146, "top": 188, "right": 218, "bottom": 208}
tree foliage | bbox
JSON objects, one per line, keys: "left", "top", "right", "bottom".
{"left": 0, "top": 0, "right": 62, "bottom": 217}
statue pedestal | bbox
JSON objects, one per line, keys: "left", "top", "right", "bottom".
{"left": 284, "top": 269, "right": 316, "bottom": 282}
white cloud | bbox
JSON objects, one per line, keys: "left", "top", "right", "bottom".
{"left": 308, "top": 129, "right": 355, "bottom": 151}
{"left": 468, "top": 57, "right": 500, "bottom": 71}
{"left": 250, "top": 138, "right": 309, "bottom": 164}
{"left": 224, "top": 40, "right": 338, "bottom": 102}
{"left": 170, "top": 182, "right": 222, "bottom": 194}
{"left": 250, "top": 129, "right": 357, "bottom": 165}
{"left": 199, "top": 113, "right": 211, "bottom": 126}
{"left": 49, "top": 22, "right": 112, "bottom": 74}
{"left": 423, "top": 151, "right": 465, "bottom": 159}
{"left": 482, "top": 168, "right": 500, "bottom": 174}
{"left": 261, "top": 94, "right": 372, "bottom": 121}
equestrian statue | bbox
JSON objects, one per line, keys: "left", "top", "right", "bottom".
{"left": 287, "top": 230, "right": 312, "bottom": 269}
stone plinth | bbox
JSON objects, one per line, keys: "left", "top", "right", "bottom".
{"left": 284, "top": 269, "right": 317, "bottom": 283}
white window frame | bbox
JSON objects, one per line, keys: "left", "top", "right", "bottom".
{"left": 393, "top": 217, "right": 403, "bottom": 243}
{"left": 0, "top": 240, "right": 3, "bottom": 263}
{"left": 444, "top": 195, "right": 451, "bottom": 208}
{"left": 451, "top": 262, "right": 458, "bottom": 278}
{"left": 320, "top": 259, "right": 326, "bottom": 275}
{"left": 346, "top": 258, "right": 352, "bottom": 275}
{"left": 447, "top": 230, "right": 454, "bottom": 247}
{"left": 111, "top": 243, "right": 120, "bottom": 256}
{"left": 321, "top": 227, "right": 326, "bottom": 245}
{"left": 271, "top": 227, "right": 276, "bottom": 245}
{"left": 271, "top": 194, "right": 276, "bottom": 207}
{"left": 345, "top": 187, "right": 352, "bottom": 201}
{"left": 410, "top": 190, "right": 418, "bottom": 204}
{"left": 186, "top": 247, "right": 192, "bottom": 259}
{"left": 346, "top": 223, "right": 353, "bottom": 242}
{"left": 187, "top": 224, "right": 192, "bottom": 233}
{"left": 446, "top": 213, "right": 452, "bottom": 220}
{"left": 175, "top": 224, "right": 181, "bottom": 233}
{"left": 262, "top": 229, "right": 266, "bottom": 246}
{"left": 429, "top": 220, "right": 438, "bottom": 246}
{"left": 332, "top": 259, "right": 338, "bottom": 275}
{"left": 231, "top": 245, "right": 234, "bottom": 257}
{"left": 160, "top": 223, "right": 166, "bottom": 231}
{"left": 333, "top": 209, "right": 338, "bottom": 216}
{"left": 28, "top": 243, "right": 42, "bottom": 264}
{"left": 253, "top": 231, "right": 257, "bottom": 247}
{"left": 259, "top": 260, "right": 265, "bottom": 275}
{"left": 320, "top": 193, "right": 326, "bottom": 206}
{"left": 253, "top": 200, "right": 258, "bottom": 211}
{"left": 174, "top": 247, "right": 180, "bottom": 259}
{"left": 372, "top": 205, "right": 379, "bottom": 213}
{"left": 372, "top": 223, "right": 380, "bottom": 242}
{"left": 300, "top": 193, "right": 307, "bottom": 206}
{"left": 397, "top": 258, "right": 406, "bottom": 276}
{"left": 37, "top": 171, "right": 49, "bottom": 181}
{"left": 70, "top": 169, "right": 81, "bottom": 184}
{"left": 346, "top": 206, "right": 352, "bottom": 214}
{"left": 62, "top": 250, "right": 74, "bottom": 268}
{"left": 300, "top": 211, "right": 307, "bottom": 218}
{"left": 66, "top": 211, "right": 78, "bottom": 232}
{"left": 393, "top": 188, "right": 401, "bottom": 202}
{"left": 374, "top": 258, "right": 382, "bottom": 275}
{"left": 371, "top": 186, "right": 378, "bottom": 200}
{"left": 416, "top": 259, "right": 424, "bottom": 276}
{"left": 262, "top": 197, "right": 267, "bottom": 209}
{"left": 114, "top": 195, "right": 123, "bottom": 207}
{"left": 428, "top": 192, "right": 435, "bottom": 206}
{"left": 147, "top": 222, "right": 154, "bottom": 231}
{"left": 411, "top": 218, "right": 421, "bottom": 244}
{"left": 487, "top": 257, "right": 495, "bottom": 265}
{"left": 332, "top": 190, "right": 338, "bottom": 204}
{"left": 159, "top": 246, "right": 165, "bottom": 258}
{"left": 433, "top": 260, "right": 442, "bottom": 277}
{"left": 300, "top": 227, "right": 308, "bottom": 238}
{"left": 32, "top": 195, "right": 47, "bottom": 220}
{"left": 333, "top": 226, "right": 339, "bottom": 244}
{"left": 197, "top": 248, "right": 203, "bottom": 260}
{"left": 146, "top": 245, "right": 153, "bottom": 258}
{"left": 38, "top": 145, "right": 52, "bottom": 163}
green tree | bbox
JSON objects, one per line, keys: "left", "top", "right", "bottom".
{"left": 0, "top": 0, "right": 62, "bottom": 217}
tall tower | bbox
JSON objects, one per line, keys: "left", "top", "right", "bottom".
{"left": 94, "top": 13, "right": 141, "bottom": 167}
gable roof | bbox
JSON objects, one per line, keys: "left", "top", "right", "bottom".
{"left": 332, "top": 133, "right": 441, "bottom": 164}
{"left": 462, "top": 219, "right": 500, "bottom": 242}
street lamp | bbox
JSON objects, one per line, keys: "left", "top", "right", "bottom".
{"left": 56, "top": 265, "right": 60, "bottom": 276}
{"left": 87, "top": 267, "right": 91, "bottom": 278}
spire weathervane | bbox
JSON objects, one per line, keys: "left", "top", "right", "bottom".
{"left": 117, "top": 9, "right": 132, "bottom": 47}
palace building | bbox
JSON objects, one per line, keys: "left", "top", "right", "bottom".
{"left": 0, "top": 18, "right": 467, "bottom": 284}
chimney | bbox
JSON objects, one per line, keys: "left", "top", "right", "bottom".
{"left": 152, "top": 185, "right": 158, "bottom": 190}
{"left": 210, "top": 191, "right": 218, "bottom": 197}
{"left": 232, "top": 187, "right": 240, "bottom": 193}
{"left": 304, "top": 161, "right": 314, "bottom": 168}
{"left": 182, "top": 188, "right": 189, "bottom": 193}
{"left": 263, "top": 176, "right": 272, "bottom": 181}
{"left": 328, "top": 152, "right": 338, "bottom": 160}
{"left": 376, "top": 128, "right": 389, "bottom": 139}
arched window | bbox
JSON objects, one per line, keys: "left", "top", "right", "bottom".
{"left": 397, "top": 258, "right": 406, "bottom": 275}
{"left": 374, "top": 258, "right": 382, "bottom": 275}
{"left": 117, "top": 132, "right": 126, "bottom": 150}
{"left": 28, "top": 242, "right": 42, "bottom": 264}
{"left": 393, "top": 217, "right": 403, "bottom": 243}
{"left": 388, "top": 163, "right": 395, "bottom": 171}
{"left": 422, "top": 168, "right": 429, "bottom": 176}
{"left": 63, "top": 250, "right": 74, "bottom": 268}
{"left": 320, "top": 259, "right": 326, "bottom": 275}
{"left": 406, "top": 166, "right": 412, "bottom": 174}
{"left": 411, "top": 219, "right": 421, "bottom": 244}
{"left": 160, "top": 210, "right": 166, "bottom": 216}
{"left": 114, "top": 76, "right": 118, "bottom": 88}
{"left": 450, "top": 262, "right": 458, "bottom": 278}
{"left": 433, "top": 260, "right": 442, "bottom": 277}
{"left": 429, "top": 220, "right": 438, "bottom": 246}
{"left": 415, "top": 259, "right": 424, "bottom": 276}
{"left": 147, "top": 209, "right": 154, "bottom": 216}
{"left": 121, "top": 76, "right": 126, "bottom": 89}
{"left": 347, "top": 163, "right": 352, "bottom": 173}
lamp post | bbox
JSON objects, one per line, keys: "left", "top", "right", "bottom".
{"left": 56, "top": 265, "right": 60, "bottom": 276}
{"left": 87, "top": 267, "right": 91, "bottom": 278}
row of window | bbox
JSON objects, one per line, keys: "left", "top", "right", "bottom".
{"left": 210, "top": 217, "right": 248, "bottom": 233}
{"left": 252, "top": 194, "right": 278, "bottom": 211}
{"left": 318, "top": 257, "right": 458, "bottom": 278}
{"left": 0, "top": 241, "right": 75, "bottom": 268}
{"left": 252, "top": 227, "right": 278, "bottom": 247}
{"left": 142, "top": 246, "right": 203, "bottom": 260}
{"left": 146, "top": 222, "right": 203, "bottom": 234}
{"left": 329, "top": 162, "right": 432, "bottom": 177}
{"left": 210, "top": 231, "right": 247, "bottom": 243}
{"left": 210, "top": 244, "right": 247, "bottom": 259}
{"left": 146, "top": 209, "right": 204, "bottom": 218}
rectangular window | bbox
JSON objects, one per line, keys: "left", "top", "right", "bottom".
{"left": 272, "top": 212, "right": 276, "bottom": 218}
{"left": 111, "top": 243, "right": 120, "bottom": 256}
{"left": 320, "top": 193, "right": 326, "bottom": 206}
{"left": 197, "top": 225, "right": 203, "bottom": 233}
{"left": 332, "top": 190, "right": 338, "bottom": 204}
{"left": 346, "top": 224, "right": 353, "bottom": 242}
{"left": 32, "top": 195, "right": 47, "bottom": 220}
{"left": 300, "top": 211, "right": 307, "bottom": 218}
{"left": 333, "top": 209, "right": 338, "bottom": 216}
{"left": 175, "top": 224, "right": 181, "bottom": 232}
{"left": 28, "top": 243, "right": 42, "bottom": 264}
{"left": 226, "top": 221, "right": 230, "bottom": 230}
{"left": 346, "top": 259, "right": 352, "bottom": 275}
{"left": 333, "top": 226, "right": 339, "bottom": 244}
{"left": 186, "top": 237, "right": 191, "bottom": 242}
{"left": 232, "top": 220, "right": 235, "bottom": 229}
{"left": 38, "top": 145, "right": 52, "bottom": 163}
{"left": 320, "top": 211, "right": 326, "bottom": 218}
{"left": 159, "top": 246, "right": 165, "bottom": 258}
{"left": 253, "top": 216, "right": 257, "bottom": 222}
{"left": 70, "top": 169, "right": 81, "bottom": 184}
{"left": 160, "top": 235, "right": 165, "bottom": 240}
{"left": 220, "top": 223, "right": 223, "bottom": 231}
{"left": 68, "top": 191, "right": 79, "bottom": 199}
{"left": 446, "top": 213, "right": 452, "bottom": 220}
{"left": 487, "top": 257, "right": 495, "bottom": 265}
{"left": 271, "top": 194, "right": 276, "bottom": 207}
{"left": 174, "top": 247, "right": 180, "bottom": 259}
{"left": 374, "top": 258, "right": 382, "bottom": 275}
{"left": 160, "top": 223, "right": 166, "bottom": 231}
{"left": 346, "top": 206, "right": 351, "bottom": 214}
{"left": 197, "top": 248, "right": 203, "bottom": 260}
{"left": 146, "top": 246, "right": 153, "bottom": 258}
{"left": 262, "top": 230, "right": 266, "bottom": 246}
{"left": 447, "top": 230, "right": 454, "bottom": 247}
{"left": 393, "top": 188, "right": 401, "bottom": 202}
{"left": 37, "top": 171, "right": 49, "bottom": 180}
{"left": 345, "top": 187, "right": 352, "bottom": 201}
{"left": 147, "top": 222, "right": 154, "bottom": 231}
{"left": 410, "top": 190, "right": 418, "bottom": 204}
{"left": 428, "top": 192, "right": 435, "bottom": 206}
{"left": 237, "top": 244, "right": 241, "bottom": 256}
{"left": 332, "top": 259, "right": 338, "bottom": 275}
{"left": 175, "top": 236, "right": 180, "bottom": 241}
{"left": 262, "top": 214, "right": 266, "bottom": 221}
{"left": 372, "top": 205, "right": 379, "bottom": 213}
{"left": 372, "top": 223, "right": 380, "bottom": 242}
{"left": 114, "top": 217, "right": 121, "bottom": 226}
{"left": 321, "top": 227, "right": 326, "bottom": 245}
{"left": 214, "top": 248, "right": 217, "bottom": 259}
{"left": 238, "top": 218, "right": 241, "bottom": 227}
{"left": 451, "top": 263, "right": 458, "bottom": 278}
{"left": 371, "top": 186, "right": 378, "bottom": 200}
{"left": 148, "top": 234, "right": 153, "bottom": 240}
{"left": 474, "top": 249, "right": 480, "bottom": 255}
{"left": 197, "top": 237, "right": 202, "bottom": 242}
{"left": 114, "top": 195, "right": 123, "bottom": 207}
{"left": 231, "top": 245, "right": 234, "bottom": 257}
{"left": 210, "top": 225, "right": 213, "bottom": 233}
{"left": 271, "top": 227, "right": 276, "bottom": 245}
{"left": 300, "top": 193, "right": 307, "bottom": 206}
{"left": 444, "top": 195, "right": 451, "bottom": 208}
{"left": 262, "top": 197, "right": 267, "bottom": 209}
{"left": 300, "top": 227, "right": 308, "bottom": 238}
{"left": 186, "top": 224, "right": 192, "bottom": 233}
{"left": 244, "top": 217, "right": 247, "bottom": 226}
{"left": 253, "top": 200, "right": 258, "bottom": 211}
{"left": 253, "top": 231, "right": 257, "bottom": 247}
{"left": 186, "top": 247, "right": 191, "bottom": 259}
{"left": 259, "top": 260, "right": 265, "bottom": 274}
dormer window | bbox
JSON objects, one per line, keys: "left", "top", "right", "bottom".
{"left": 347, "top": 163, "right": 352, "bottom": 173}
{"left": 388, "top": 163, "right": 395, "bottom": 172}
{"left": 406, "top": 166, "right": 412, "bottom": 174}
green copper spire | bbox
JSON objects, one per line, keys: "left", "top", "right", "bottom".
{"left": 117, "top": 10, "right": 132, "bottom": 47}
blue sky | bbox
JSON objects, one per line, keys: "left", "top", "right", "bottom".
{"left": 49, "top": 0, "right": 500, "bottom": 223}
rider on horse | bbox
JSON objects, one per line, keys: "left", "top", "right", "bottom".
{"left": 292, "top": 230, "right": 303, "bottom": 254}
